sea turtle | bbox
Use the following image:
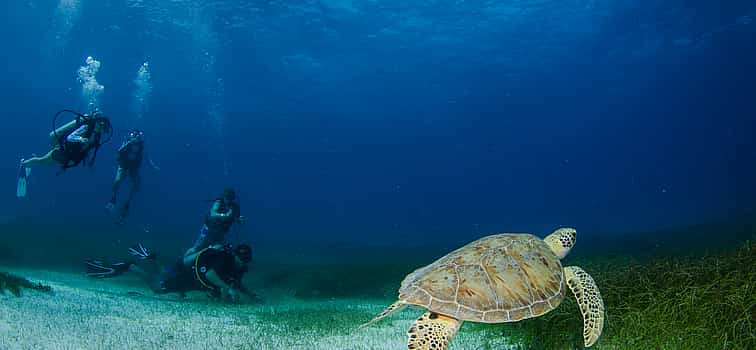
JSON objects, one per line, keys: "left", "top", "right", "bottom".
{"left": 362, "top": 228, "right": 604, "bottom": 349}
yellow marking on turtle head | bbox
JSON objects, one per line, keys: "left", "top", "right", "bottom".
{"left": 544, "top": 227, "right": 576, "bottom": 259}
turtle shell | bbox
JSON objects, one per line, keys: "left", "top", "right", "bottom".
{"left": 398, "top": 234, "right": 565, "bottom": 323}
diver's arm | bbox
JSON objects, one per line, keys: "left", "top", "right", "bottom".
{"left": 147, "top": 155, "right": 161, "bottom": 171}
{"left": 204, "top": 270, "right": 232, "bottom": 290}
{"left": 140, "top": 148, "right": 161, "bottom": 171}
{"left": 209, "top": 201, "right": 223, "bottom": 217}
{"left": 237, "top": 283, "right": 260, "bottom": 301}
{"left": 204, "top": 269, "right": 239, "bottom": 301}
{"left": 66, "top": 125, "right": 89, "bottom": 143}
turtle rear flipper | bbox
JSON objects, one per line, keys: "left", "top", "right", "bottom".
{"left": 407, "top": 312, "right": 461, "bottom": 350}
{"left": 564, "top": 266, "right": 605, "bottom": 347}
{"left": 360, "top": 301, "right": 406, "bottom": 328}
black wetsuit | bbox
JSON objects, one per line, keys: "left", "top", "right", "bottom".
{"left": 116, "top": 140, "right": 144, "bottom": 175}
{"left": 153, "top": 248, "right": 246, "bottom": 295}
{"left": 54, "top": 122, "right": 101, "bottom": 169}
{"left": 192, "top": 248, "right": 246, "bottom": 292}
{"left": 190, "top": 199, "right": 241, "bottom": 251}
{"left": 206, "top": 199, "right": 240, "bottom": 235}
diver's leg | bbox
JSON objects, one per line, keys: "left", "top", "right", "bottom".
{"left": 21, "top": 149, "right": 58, "bottom": 167}
{"left": 130, "top": 259, "right": 167, "bottom": 293}
{"left": 109, "top": 167, "right": 125, "bottom": 206}
{"left": 124, "top": 171, "right": 140, "bottom": 203}
{"left": 131, "top": 171, "right": 141, "bottom": 194}
{"left": 117, "top": 172, "right": 140, "bottom": 223}
{"left": 183, "top": 225, "right": 211, "bottom": 265}
{"left": 148, "top": 265, "right": 183, "bottom": 295}
{"left": 188, "top": 225, "right": 210, "bottom": 252}
{"left": 147, "top": 279, "right": 169, "bottom": 294}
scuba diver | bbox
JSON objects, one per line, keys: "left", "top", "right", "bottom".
{"left": 85, "top": 243, "right": 254, "bottom": 302}
{"left": 17, "top": 109, "right": 113, "bottom": 198}
{"left": 106, "top": 129, "right": 160, "bottom": 224}
{"left": 185, "top": 188, "right": 246, "bottom": 257}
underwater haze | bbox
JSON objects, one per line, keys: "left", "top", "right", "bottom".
{"left": 1, "top": 1, "right": 756, "bottom": 349}
{"left": 2, "top": 0, "right": 756, "bottom": 248}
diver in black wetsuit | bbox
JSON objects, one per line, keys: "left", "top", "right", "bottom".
{"left": 17, "top": 110, "right": 113, "bottom": 198}
{"left": 107, "top": 129, "right": 159, "bottom": 224}
{"left": 21, "top": 110, "right": 112, "bottom": 171}
{"left": 85, "top": 243, "right": 254, "bottom": 302}
{"left": 185, "top": 188, "right": 246, "bottom": 257}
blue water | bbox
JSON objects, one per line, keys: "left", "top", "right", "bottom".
{"left": 2, "top": 0, "right": 755, "bottom": 249}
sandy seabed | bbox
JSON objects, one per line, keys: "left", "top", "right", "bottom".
{"left": 0, "top": 267, "right": 519, "bottom": 350}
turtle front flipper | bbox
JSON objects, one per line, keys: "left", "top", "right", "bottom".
{"left": 564, "top": 266, "right": 605, "bottom": 347}
{"left": 407, "top": 312, "right": 461, "bottom": 350}
{"left": 360, "top": 301, "right": 406, "bottom": 328}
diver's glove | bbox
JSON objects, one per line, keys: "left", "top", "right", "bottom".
{"left": 128, "top": 243, "right": 156, "bottom": 260}
{"left": 228, "top": 288, "right": 240, "bottom": 302}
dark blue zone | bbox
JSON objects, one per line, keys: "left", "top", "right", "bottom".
{"left": 0, "top": 1, "right": 754, "bottom": 249}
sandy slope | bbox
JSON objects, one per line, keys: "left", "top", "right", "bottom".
{"left": 0, "top": 267, "right": 519, "bottom": 350}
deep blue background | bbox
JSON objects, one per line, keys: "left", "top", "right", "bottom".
{"left": 1, "top": 1, "right": 755, "bottom": 248}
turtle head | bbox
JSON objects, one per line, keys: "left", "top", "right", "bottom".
{"left": 544, "top": 227, "right": 576, "bottom": 259}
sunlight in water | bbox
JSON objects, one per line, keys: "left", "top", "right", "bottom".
{"left": 45, "top": 0, "right": 81, "bottom": 57}
{"left": 77, "top": 56, "right": 104, "bottom": 113}
{"left": 187, "top": 1, "right": 229, "bottom": 176}
{"left": 208, "top": 77, "right": 229, "bottom": 175}
{"left": 133, "top": 61, "right": 153, "bottom": 122}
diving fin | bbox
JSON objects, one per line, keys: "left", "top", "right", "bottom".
{"left": 16, "top": 163, "right": 30, "bottom": 198}
{"left": 128, "top": 243, "right": 155, "bottom": 260}
{"left": 84, "top": 260, "right": 132, "bottom": 278}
